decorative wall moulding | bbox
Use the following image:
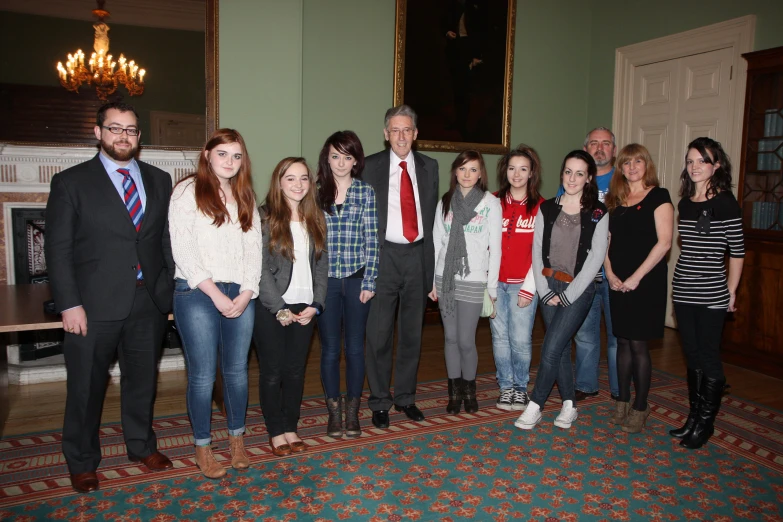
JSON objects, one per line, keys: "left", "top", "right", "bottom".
{"left": 0, "top": 144, "right": 199, "bottom": 192}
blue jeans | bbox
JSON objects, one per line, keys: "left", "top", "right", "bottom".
{"left": 490, "top": 282, "right": 538, "bottom": 391}
{"left": 173, "top": 279, "right": 254, "bottom": 446}
{"left": 573, "top": 279, "right": 618, "bottom": 396}
{"left": 317, "top": 277, "right": 371, "bottom": 399}
{"left": 530, "top": 277, "right": 596, "bottom": 408}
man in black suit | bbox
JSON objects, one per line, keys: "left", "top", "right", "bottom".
{"left": 45, "top": 102, "right": 175, "bottom": 493}
{"left": 363, "top": 105, "right": 439, "bottom": 428}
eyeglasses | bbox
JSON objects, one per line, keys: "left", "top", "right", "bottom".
{"left": 102, "top": 126, "right": 140, "bottom": 136}
{"left": 388, "top": 128, "right": 414, "bottom": 137}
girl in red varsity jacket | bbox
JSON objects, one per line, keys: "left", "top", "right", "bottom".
{"left": 490, "top": 145, "right": 545, "bottom": 412}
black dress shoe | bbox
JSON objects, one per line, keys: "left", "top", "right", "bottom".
{"left": 372, "top": 410, "right": 390, "bottom": 428}
{"left": 394, "top": 404, "right": 425, "bottom": 421}
{"left": 574, "top": 390, "right": 599, "bottom": 401}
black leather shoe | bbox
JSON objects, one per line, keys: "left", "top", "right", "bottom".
{"left": 574, "top": 390, "right": 599, "bottom": 401}
{"left": 371, "top": 410, "right": 390, "bottom": 428}
{"left": 394, "top": 404, "right": 425, "bottom": 421}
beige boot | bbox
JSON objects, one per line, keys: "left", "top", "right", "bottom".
{"left": 622, "top": 404, "right": 651, "bottom": 434}
{"left": 229, "top": 434, "right": 250, "bottom": 469}
{"left": 194, "top": 444, "right": 227, "bottom": 479}
{"left": 611, "top": 401, "right": 630, "bottom": 425}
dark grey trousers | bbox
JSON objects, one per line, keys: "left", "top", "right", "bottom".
{"left": 365, "top": 242, "right": 426, "bottom": 411}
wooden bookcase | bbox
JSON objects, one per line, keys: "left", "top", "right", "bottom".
{"left": 722, "top": 46, "right": 783, "bottom": 379}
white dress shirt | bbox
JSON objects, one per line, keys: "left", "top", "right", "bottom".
{"left": 385, "top": 149, "right": 424, "bottom": 243}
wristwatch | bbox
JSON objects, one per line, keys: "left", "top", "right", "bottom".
{"left": 276, "top": 308, "right": 291, "bottom": 321}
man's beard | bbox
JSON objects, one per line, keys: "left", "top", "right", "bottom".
{"left": 593, "top": 152, "right": 611, "bottom": 168}
{"left": 101, "top": 138, "right": 138, "bottom": 162}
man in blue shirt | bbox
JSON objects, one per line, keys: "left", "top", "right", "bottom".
{"left": 557, "top": 127, "right": 619, "bottom": 402}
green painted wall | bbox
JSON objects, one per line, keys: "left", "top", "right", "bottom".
{"left": 586, "top": 0, "right": 783, "bottom": 139}
{"left": 301, "top": 0, "right": 395, "bottom": 175}
{"left": 0, "top": 11, "right": 205, "bottom": 142}
{"left": 219, "top": 0, "right": 783, "bottom": 199}
{"left": 219, "top": 0, "right": 303, "bottom": 199}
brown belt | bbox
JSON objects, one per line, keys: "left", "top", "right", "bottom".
{"left": 542, "top": 268, "right": 574, "bottom": 283}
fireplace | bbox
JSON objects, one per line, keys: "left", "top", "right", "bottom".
{"left": 11, "top": 208, "right": 47, "bottom": 285}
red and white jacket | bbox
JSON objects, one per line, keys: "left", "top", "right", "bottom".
{"left": 496, "top": 193, "right": 543, "bottom": 300}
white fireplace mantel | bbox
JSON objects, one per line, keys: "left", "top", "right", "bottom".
{"left": 0, "top": 143, "right": 200, "bottom": 192}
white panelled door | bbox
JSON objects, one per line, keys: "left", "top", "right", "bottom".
{"left": 629, "top": 47, "right": 735, "bottom": 328}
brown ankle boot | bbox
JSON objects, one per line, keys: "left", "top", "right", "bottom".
{"left": 195, "top": 445, "right": 227, "bottom": 479}
{"left": 326, "top": 397, "right": 344, "bottom": 438}
{"left": 344, "top": 396, "right": 361, "bottom": 438}
{"left": 622, "top": 404, "right": 651, "bottom": 434}
{"left": 611, "top": 401, "right": 630, "bottom": 425}
{"left": 228, "top": 434, "right": 250, "bottom": 469}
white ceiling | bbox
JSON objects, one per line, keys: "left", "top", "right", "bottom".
{"left": 0, "top": 0, "right": 206, "bottom": 32}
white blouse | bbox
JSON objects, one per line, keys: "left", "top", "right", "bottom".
{"left": 281, "top": 221, "right": 313, "bottom": 305}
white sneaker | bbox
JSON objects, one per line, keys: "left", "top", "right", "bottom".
{"left": 511, "top": 390, "right": 529, "bottom": 411}
{"left": 554, "top": 400, "right": 578, "bottom": 429}
{"left": 496, "top": 389, "right": 514, "bottom": 411}
{"left": 514, "top": 401, "right": 541, "bottom": 430}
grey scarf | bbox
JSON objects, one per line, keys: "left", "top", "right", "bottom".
{"left": 441, "top": 186, "right": 484, "bottom": 314}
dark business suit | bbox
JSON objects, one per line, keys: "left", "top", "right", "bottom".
{"left": 45, "top": 154, "right": 174, "bottom": 474}
{"left": 362, "top": 150, "right": 439, "bottom": 411}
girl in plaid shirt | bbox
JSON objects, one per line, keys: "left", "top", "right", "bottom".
{"left": 316, "top": 131, "right": 379, "bottom": 438}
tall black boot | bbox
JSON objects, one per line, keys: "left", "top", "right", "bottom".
{"left": 446, "top": 378, "right": 463, "bottom": 414}
{"left": 681, "top": 375, "right": 725, "bottom": 449}
{"left": 670, "top": 368, "right": 703, "bottom": 439}
{"left": 463, "top": 379, "right": 479, "bottom": 413}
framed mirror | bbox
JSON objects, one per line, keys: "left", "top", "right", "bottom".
{"left": 393, "top": 0, "right": 516, "bottom": 154}
{"left": 0, "top": 0, "right": 219, "bottom": 150}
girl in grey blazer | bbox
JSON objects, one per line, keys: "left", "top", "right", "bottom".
{"left": 253, "top": 157, "right": 328, "bottom": 456}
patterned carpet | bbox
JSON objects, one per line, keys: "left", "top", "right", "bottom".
{"left": 1, "top": 369, "right": 782, "bottom": 521}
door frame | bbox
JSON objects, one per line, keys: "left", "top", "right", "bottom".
{"left": 612, "top": 15, "right": 755, "bottom": 171}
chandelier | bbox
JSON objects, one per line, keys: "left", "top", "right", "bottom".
{"left": 56, "top": 1, "right": 146, "bottom": 101}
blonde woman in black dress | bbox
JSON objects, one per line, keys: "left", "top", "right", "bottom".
{"left": 604, "top": 144, "right": 673, "bottom": 433}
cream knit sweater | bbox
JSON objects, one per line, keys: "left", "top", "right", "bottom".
{"left": 169, "top": 180, "right": 262, "bottom": 297}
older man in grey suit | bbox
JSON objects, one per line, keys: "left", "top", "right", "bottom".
{"left": 362, "top": 105, "right": 439, "bottom": 428}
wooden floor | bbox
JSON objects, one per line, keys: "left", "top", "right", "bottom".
{"left": 4, "top": 317, "right": 782, "bottom": 437}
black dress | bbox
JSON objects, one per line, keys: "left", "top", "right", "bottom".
{"left": 608, "top": 186, "right": 672, "bottom": 340}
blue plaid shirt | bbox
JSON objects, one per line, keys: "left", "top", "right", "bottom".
{"left": 324, "top": 178, "right": 379, "bottom": 292}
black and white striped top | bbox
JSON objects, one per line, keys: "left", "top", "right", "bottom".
{"left": 672, "top": 191, "right": 745, "bottom": 309}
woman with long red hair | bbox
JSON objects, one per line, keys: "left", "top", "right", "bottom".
{"left": 254, "top": 157, "right": 327, "bottom": 456}
{"left": 169, "top": 128, "right": 262, "bottom": 479}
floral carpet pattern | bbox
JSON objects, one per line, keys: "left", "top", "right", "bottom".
{"left": 1, "top": 370, "right": 782, "bottom": 521}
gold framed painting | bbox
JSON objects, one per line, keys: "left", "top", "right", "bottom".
{"left": 393, "top": 0, "right": 516, "bottom": 154}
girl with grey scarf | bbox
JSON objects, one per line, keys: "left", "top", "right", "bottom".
{"left": 431, "top": 151, "right": 502, "bottom": 415}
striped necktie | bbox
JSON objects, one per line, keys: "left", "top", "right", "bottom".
{"left": 117, "top": 168, "right": 144, "bottom": 280}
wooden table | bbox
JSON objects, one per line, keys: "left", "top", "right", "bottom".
{"left": 0, "top": 284, "right": 60, "bottom": 333}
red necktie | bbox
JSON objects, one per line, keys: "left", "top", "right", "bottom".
{"left": 399, "top": 161, "right": 418, "bottom": 242}
{"left": 118, "top": 168, "right": 144, "bottom": 280}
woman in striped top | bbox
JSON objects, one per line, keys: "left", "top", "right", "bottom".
{"left": 316, "top": 131, "right": 379, "bottom": 438}
{"left": 671, "top": 137, "right": 744, "bottom": 450}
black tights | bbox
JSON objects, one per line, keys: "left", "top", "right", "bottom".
{"left": 617, "top": 337, "right": 651, "bottom": 411}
